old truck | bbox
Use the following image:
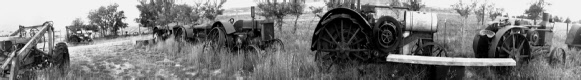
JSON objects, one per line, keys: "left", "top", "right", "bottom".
{"left": 0, "top": 21, "right": 69, "bottom": 80}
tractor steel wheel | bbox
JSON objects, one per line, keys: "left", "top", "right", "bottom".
{"left": 52, "top": 42, "right": 70, "bottom": 76}
{"left": 209, "top": 27, "right": 227, "bottom": 48}
{"left": 548, "top": 47, "right": 566, "bottom": 66}
{"left": 314, "top": 17, "right": 370, "bottom": 62}
{"left": 490, "top": 29, "right": 531, "bottom": 74}
{"left": 496, "top": 32, "right": 531, "bottom": 63}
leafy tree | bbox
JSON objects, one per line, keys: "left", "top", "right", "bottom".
{"left": 325, "top": 0, "right": 356, "bottom": 9}
{"left": 451, "top": 0, "right": 476, "bottom": 42}
{"left": 289, "top": 0, "right": 305, "bottom": 34}
{"left": 257, "top": 0, "right": 293, "bottom": 31}
{"left": 136, "top": 0, "right": 204, "bottom": 27}
{"left": 451, "top": 0, "right": 477, "bottom": 20}
{"left": 171, "top": 4, "right": 200, "bottom": 24}
{"left": 403, "top": 0, "right": 425, "bottom": 11}
{"left": 565, "top": 17, "right": 571, "bottom": 23}
{"left": 135, "top": 0, "right": 175, "bottom": 27}
{"left": 88, "top": 4, "right": 128, "bottom": 36}
{"left": 525, "top": 0, "right": 550, "bottom": 24}
{"left": 309, "top": 6, "right": 324, "bottom": 18}
{"left": 69, "top": 18, "right": 99, "bottom": 32}
{"left": 488, "top": 7, "right": 503, "bottom": 20}
{"left": 553, "top": 16, "right": 562, "bottom": 22}
{"left": 197, "top": 0, "right": 227, "bottom": 22}
{"left": 474, "top": 2, "right": 491, "bottom": 25}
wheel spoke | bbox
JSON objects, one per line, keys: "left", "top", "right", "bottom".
{"left": 323, "top": 28, "right": 338, "bottom": 43}
{"left": 512, "top": 35, "right": 516, "bottom": 49}
{"left": 347, "top": 29, "right": 361, "bottom": 44}
{"left": 501, "top": 47, "right": 511, "bottom": 53}
{"left": 517, "top": 40, "right": 526, "bottom": 50}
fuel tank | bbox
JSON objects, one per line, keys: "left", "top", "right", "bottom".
{"left": 404, "top": 11, "right": 438, "bottom": 32}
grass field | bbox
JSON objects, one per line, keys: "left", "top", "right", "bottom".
{"left": 58, "top": 9, "right": 581, "bottom": 79}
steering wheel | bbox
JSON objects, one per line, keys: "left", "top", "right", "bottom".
{"left": 229, "top": 18, "right": 235, "bottom": 24}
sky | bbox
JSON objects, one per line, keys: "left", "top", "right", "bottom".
{"left": 1, "top": 0, "right": 580, "bottom": 32}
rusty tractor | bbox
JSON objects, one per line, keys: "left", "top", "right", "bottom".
{"left": 0, "top": 21, "right": 70, "bottom": 80}
{"left": 205, "top": 6, "right": 283, "bottom": 53}
{"left": 472, "top": 13, "right": 567, "bottom": 74}
{"left": 160, "top": 6, "right": 284, "bottom": 53}
{"left": 311, "top": 1, "right": 444, "bottom": 63}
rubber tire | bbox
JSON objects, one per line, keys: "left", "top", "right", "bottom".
{"left": 52, "top": 42, "right": 69, "bottom": 76}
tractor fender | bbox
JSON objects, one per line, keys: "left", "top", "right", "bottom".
{"left": 487, "top": 26, "right": 530, "bottom": 57}
{"left": 311, "top": 8, "right": 373, "bottom": 51}
{"left": 212, "top": 21, "right": 236, "bottom": 34}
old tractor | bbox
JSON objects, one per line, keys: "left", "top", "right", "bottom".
{"left": 65, "top": 26, "right": 93, "bottom": 44}
{"left": 205, "top": 6, "right": 284, "bottom": 52}
{"left": 472, "top": 13, "right": 569, "bottom": 74}
{"left": 0, "top": 21, "right": 70, "bottom": 80}
{"left": 311, "top": 0, "right": 443, "bottom": 63}
{"left": 473, "top": 13, "right": 556, "bottom": 62}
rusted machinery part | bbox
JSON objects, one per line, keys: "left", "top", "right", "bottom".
{"left": 489, "top": 28, "right": 532, "bottom": 64}
{"left": 526, "top": 30, "right": 540, "bottom": 46}
{"left": 311, "top": 8, "right": 373, "bottom": 51}
{"left": 488, "top": 27, "right": 531, "bottom": 59}
{"left": 412, "top": 42, "right": 448, "bottom": 57}
{"left": 375, "top": 16, "right": 402, "bottom": 52}
{"left": 548, "top": 47, "right": 566, "bottom": 66}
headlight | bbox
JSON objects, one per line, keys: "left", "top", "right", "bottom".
{"left": 479, "top": 30, "right": 495, "bottom": 38}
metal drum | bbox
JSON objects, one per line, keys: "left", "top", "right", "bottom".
{"left": 404, "top": 11, "right": 438, "bottom": 32}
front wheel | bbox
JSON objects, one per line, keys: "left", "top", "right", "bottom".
{"left": 52, "top": 42, "right": 70, "bottom": 76}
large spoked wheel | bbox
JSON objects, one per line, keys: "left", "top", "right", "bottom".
{"left": 208, "top": 27, "right": 227, "bottom": 49}
{"left": 490, "top": 29, "right": 531, "bottom": 74}
{"left": 412, "top": 43, "right": 448, "bottom": 57}
{"left": 495, "top": 32, "right": 531, "bottom": 63}
{"left": 314, "top": 16, "right": 371, "bottom": 62}
{"left": 548, "top": 47, "right": 566, "bottom": 66}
